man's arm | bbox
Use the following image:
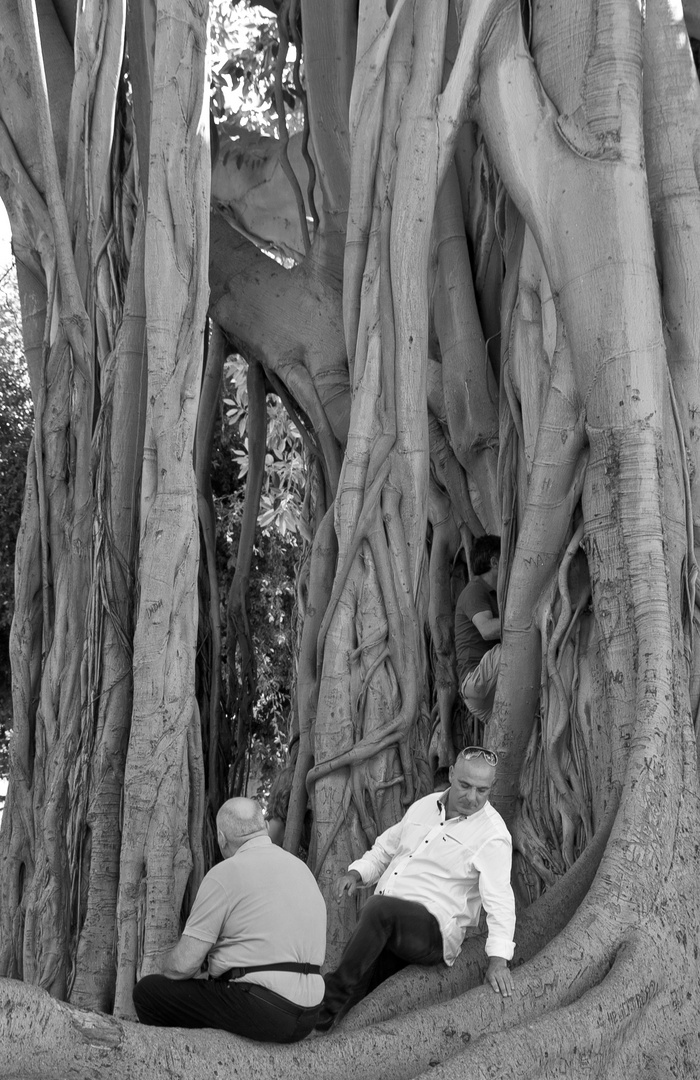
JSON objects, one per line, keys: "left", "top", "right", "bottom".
{"left": 169, "top": 874, "right": 226, "bottom": 977}
{"left": 160, "top": 933, "right": 210, "bottom": 980}
{"left": 471, "top": 609, "right": 501, "bottom": 641}
{"left": 335, "top": 816, "right": 407, "bottom": 899}
{"left": 476, "top": 836, "right": 516, "bottom": 998}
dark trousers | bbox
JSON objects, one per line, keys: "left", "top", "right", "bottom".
{"left": 321, "top": 895, "right": 444, "bottom": 1023}
{"left": 133, "top": 974, "right": 320, "bottom": 1042}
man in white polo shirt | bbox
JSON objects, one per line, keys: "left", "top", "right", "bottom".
{"left": 133, "top": 798, "right": 326, "bottom": 1041}
{"left": 317, "top": 747, "right": 515, "bottom": 1030}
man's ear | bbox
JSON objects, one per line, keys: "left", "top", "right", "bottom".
{"left": 448, "top": 765, "right": 454, "bottom": 783}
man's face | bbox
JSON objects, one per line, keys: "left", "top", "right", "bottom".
{"left": 447, "top": 756, "right": 496, "bottom": 817}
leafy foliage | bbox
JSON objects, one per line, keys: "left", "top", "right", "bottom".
{"left": 223, "top": 354, "right": 306, "bottom": 537}
{"left": 210, "top": 350, "right": 305, "bottom": 796}
{"left": 240, "top": 525, "right": 300, "bottom": 799}
{"left": 205, "top": 4, "right": 308, "bottom": 798}
{"left": 207, "top": 1, "right": 307, "bottom": 780}
{"left": 210, "top": 0, "right": 303, "bottom": 138}
{"left": 0, "top": 263, "right": 32, "bottom": 774}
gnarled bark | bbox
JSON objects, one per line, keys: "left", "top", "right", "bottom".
{"left": 2, "top": 0, "right": 700, "bottom": 1075}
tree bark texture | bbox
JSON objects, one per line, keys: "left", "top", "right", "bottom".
{"left": 112, "top": 0, "right": 210, "bottom": 1017}
{"left": 2, "top": 0, "right": 700, "bottom": 1075}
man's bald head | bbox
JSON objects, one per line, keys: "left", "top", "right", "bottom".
{"left": 216, "top": 798, "right": 267, "bottom": 855}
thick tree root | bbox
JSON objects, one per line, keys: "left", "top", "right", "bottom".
{"left": 2, "top": 820, "right": 615, "bottom": 1078}
{"left": 0, "top": 914, "right": 611, "bottom": 1080}
{"left": 409, "top": 930, "right": 698, "bottom": 1080}
{"left": 2, "top": 781, "right": 693, "bottom": 1080}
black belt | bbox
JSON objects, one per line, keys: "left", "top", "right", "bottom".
{"left": 216, "top": 962, "right": 321, "bottom": 981}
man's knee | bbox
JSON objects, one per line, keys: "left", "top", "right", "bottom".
{"left": 359, "top": 894, "right": 394, "bottom": 929}
{"left": 132, "top": 973, "right": 165, "bottom": 1021}
{"left": 360, "top": 896, "right": 431, "bottom": 941}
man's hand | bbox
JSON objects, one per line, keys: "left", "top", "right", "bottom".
{"left": 485, "top": 956, "right": 514, "bottom": 998}
{"left": 335, "top": 870, "right": 362, "bottom": 901}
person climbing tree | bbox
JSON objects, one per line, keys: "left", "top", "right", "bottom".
{"left": 455, "top": 535, "right": 502, "bottom": 724}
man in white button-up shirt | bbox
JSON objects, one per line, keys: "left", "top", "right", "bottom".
{"left": 316, "top": 748, "right": 516, "bottom": 1030}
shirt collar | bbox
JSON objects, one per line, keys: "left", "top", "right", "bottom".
{"left": 437, "top": 790, "right": 449, "bottom": 822}
{"left": 436, "top": 789, "right": 490, "bottom": 823}
{"left": 234, "top": 834, "right": 272, "bottom": 856}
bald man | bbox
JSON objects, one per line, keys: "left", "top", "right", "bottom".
{"left": 133, "top": 798, "right": 326, "bottom": 1042}
{"left": 317, "top": 747, "right": 515, "bottom": 1031}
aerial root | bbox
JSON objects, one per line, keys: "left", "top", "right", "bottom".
{"left": 410, "top": 932, "right": 662, "bottom": 1080}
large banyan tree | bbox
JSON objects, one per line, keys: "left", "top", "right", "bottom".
{"left": 2, "top": 0, "right": 700, "bottom": 1076}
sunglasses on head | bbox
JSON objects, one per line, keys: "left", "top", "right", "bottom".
{"left": 458, "top": 745, "right": 499, "bottom": 767}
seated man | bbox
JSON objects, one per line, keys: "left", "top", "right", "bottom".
{"left": 133, "top": 797, "right": 326, "bottom": 1042}
{"left": 317, "top": 746, "right": 516, "bottom": 1030}
{"left": 455, "top": 535, "right": 502, "bottom": 724}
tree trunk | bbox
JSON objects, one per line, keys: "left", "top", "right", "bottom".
{"left": 2, "top": 0, "right": 700, "bottom": 1074}
{"left": 112, "top": 0, "right": 210, "bottom": 1017}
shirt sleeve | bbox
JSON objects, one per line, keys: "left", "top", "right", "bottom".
{"left": 462, "top": 580, "right": 496, "bottom": 622}
{"left": 474, "top": 835, "right": 516, "bottom": 960}
{"left": 348, "top": 816, "right": 407, "bottom": 885}
{"left": 182, "top": 875, "right": 228, "bottom": 945}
